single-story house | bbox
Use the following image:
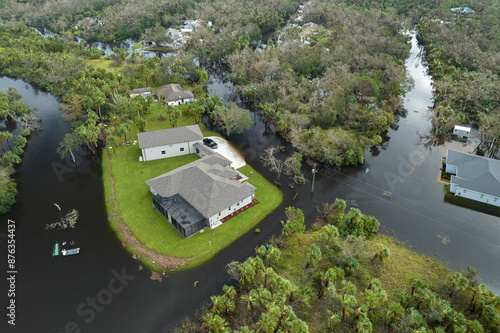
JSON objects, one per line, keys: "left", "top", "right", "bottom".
{"left": 138, "top": 124, "right": 203, "bottom": 161}
{"left": 302, "top": 22, "right": 320, "bottom": 30}
{"left": 453, "top": 125, "right": 471, "bottom": 138}
{"left": 147, "top": 153, "right": 256, "bottom": 238}
{"left": 155, "top": 84, "right": 195, "bottom": 106}
{"left": 130, "top": 87, "right": 152, "bottom": 99}
{"left": 451, "top": 7, "right": 475, "bottom": 14}
{"left": 299, "top": 22, "right": 321, "bottom": 43}
{"left": 445, "top": 150, "right": 500, "bottom": 207}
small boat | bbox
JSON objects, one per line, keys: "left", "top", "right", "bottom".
{"left": 52, "top": 242, "right": 60, "bottom": 256}
{"left": 61, "top": 248, "right": 80, "bottom": 256}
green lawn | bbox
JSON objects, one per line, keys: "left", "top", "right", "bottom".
{"left": 132, "top": 41, "right": 142, "bottom": 49}
{"left": 86, "top": 59, "right": 116, "bottom": 70}
{"left": 103, "top": 115, "right": 283, "bottom": 270}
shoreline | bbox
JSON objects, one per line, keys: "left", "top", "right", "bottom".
{"left": 105, "top": 149, "right": 189, "bottom": 272}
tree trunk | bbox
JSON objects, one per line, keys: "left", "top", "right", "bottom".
{"left": 69, "top": 149, "right": 76, "bottom": 163}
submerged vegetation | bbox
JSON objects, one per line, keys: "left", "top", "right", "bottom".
{"left": 180, "top": 202, "right": 499, "bottom": 332}
{"left": 0, "top": 87, "right": 39, "bottom": 214}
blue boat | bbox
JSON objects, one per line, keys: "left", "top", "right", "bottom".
{"left": 61, "top": 248, "right": 80, "bottom": 256}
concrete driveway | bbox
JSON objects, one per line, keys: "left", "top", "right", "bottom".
{"left": 206, "top": 136, "right": 246, "bottom": 169}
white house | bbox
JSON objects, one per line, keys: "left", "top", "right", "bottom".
{"left": 130, "top": 87, "right": 152, "bottom": 99}
{"left": 146, "top": 153, "right": 256, "bottom": 238}
{"left": 155, "top": 84, "right": 195, "bottom": 106}
{"left": 445, "top": 150, "right": 500, "bottom": 207}
{"left": 453, "top": 125, "right": 471, "bottom": 138}
{"left": 138, "top": 125, "right": 203, "bottom": 161}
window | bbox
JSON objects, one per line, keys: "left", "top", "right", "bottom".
{"left": 229, "top": 206, "right": 231, "bottom": 210}
{"left": 237, "top": 203, "right": 240, "bottom": 206}
{"left": 463, "top": 189, "right": 467, "bottom": 193}
{"left": 161, "top": 150, "right": 166, "bottom": 155}
{"left": 480, "top": 194, "right": 484, "bottom": 199}
{"left": 218, "top": 212, "right": 221, "bottom": 216}
{"left": 495, "top": 198, "right": 498, "bottom": 202}
{"left": 180, "top": 147, "right": 184, "bottom": 152}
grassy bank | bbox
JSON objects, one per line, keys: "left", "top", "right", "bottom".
{"left": 103, "top": 113, "right": 283, "bottom": 270}
{"left": 192, "top": 217, "right": 499, "bottom": 332}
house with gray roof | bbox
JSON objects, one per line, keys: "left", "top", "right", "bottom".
{"left": 155, "top": 84, "right": 195, "bottom": 106}
{"left": 147, "top": 153, "right": 256, "bottom": 237}
{"left": 130, "top": 87, "right": 152, "bottom": 99}
{"left": 445, "top": 150, "right": 500, "bottom": 207}
{"left": 138, "top": 124, "right": 203, "bottom": 161}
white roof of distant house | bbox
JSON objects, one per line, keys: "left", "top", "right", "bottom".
{"left": 454, "top": 125, "right": 471, "bottom": 131}
{"left": 138, "top": 125, "right": 202, "bottom": 149}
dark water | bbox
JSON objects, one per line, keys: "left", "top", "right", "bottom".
{"left": 0, "top": 32, "right": 498, "bottom": 333}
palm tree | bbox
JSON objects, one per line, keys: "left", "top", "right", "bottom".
{"left": 356, "top": 313, "right": 372, "bottom": 333}
{"left": 202, "top": 312, "right": 229, "bottom": 333}
{"left": 2, "top": 132, "right": 13, "bottom": 151}
{"left": 241, "top": 291, "right": 258, "bottom": 311}
{"left": 317, "top": 267, "right": 343, "bottom": 299}
{"left": 445, "top": 308, "right": 467, "bottom": 333}
{"left": 304, "top": 244, "right": 322, "bottom": 270}
{"left": 106, "top": 135, "right": 118, "bottom": 154}
{"left": 448, "top": 272, "right": 469, "bottom": 298}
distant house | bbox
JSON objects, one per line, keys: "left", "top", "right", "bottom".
{"left": 445, "top": 150, "right": 500, "bottom": 207}
{"left": 184, "top": 19, "right": 213, "bottom": 30}
{"left": 138, "top": 124, "right": 203, "bottom": 161}
{"left": 302, "top": 22, "right": 320, "bottom": 30}
{"left": 165, "top": 28, "right": 185, "bottom": 48}
{"left": 451, "top": 7, "right": 475, "bottom": 14}
{"left": 299, "top": 22, "right": 321, "bottom": 43}
{"left": 155, "top": 84, "right": 195, "bottom": 106}
{"left": 130, "top": 87, "right": 152, "bottom": 99}
{"left": 147, "top": 153, "right": 256, "bottom": 237}
{"left": 453, "top": 125, "right": 471, "bottom": 138}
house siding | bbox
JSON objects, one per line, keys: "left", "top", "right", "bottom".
{"left": 453, "top": 186, "right": 500, "bottom": 207}
{"left": 445, "top": 164, "right": 458, "bottom": 174}
{"left": 165, "top": 98, "right": 194, "bottom": 106}
{"left": 207, "top": 195, "right": 253, "bottom": 228}
{"left": 142, "top": 140, "right": 201, "bottom": 161}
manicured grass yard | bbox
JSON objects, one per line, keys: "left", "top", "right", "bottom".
{"left": 103, "top": 113, "right": 283, "bottom": 269}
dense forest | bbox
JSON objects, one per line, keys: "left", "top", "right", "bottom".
{"left": 2, "top": 0, "right": 499, "bottom": 164}
{"left": 224, "top": 1, "right": 412, "bottom": 165}
{"left": 175, "top": 202, "right": 500, "bottom": 332}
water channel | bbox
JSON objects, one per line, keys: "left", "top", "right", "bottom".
{"left": 0, "top": 32, "right": 499, "bottom": 333}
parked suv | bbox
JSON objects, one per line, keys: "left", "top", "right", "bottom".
{"left": 203, "top": 138, "right": 218, "bottom": 149}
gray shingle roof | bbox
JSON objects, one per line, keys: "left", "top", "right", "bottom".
{"left": 138, "top": 125, "right": 203, "bottom": 149}
{"left": 155, "top": 84, "right": 194, "bottom": 102}
{"left": 147, "top": 154, "right": 255, "bottom": 219}
{"left": 447, "top": 150, "right": 500, "bottom": 197}
{"left": 131, "top": 87, "right": 151, "bottom": 94}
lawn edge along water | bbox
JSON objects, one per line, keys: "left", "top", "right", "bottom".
{"left": 102, "top": 113, "right": 283, "bottom": 272}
